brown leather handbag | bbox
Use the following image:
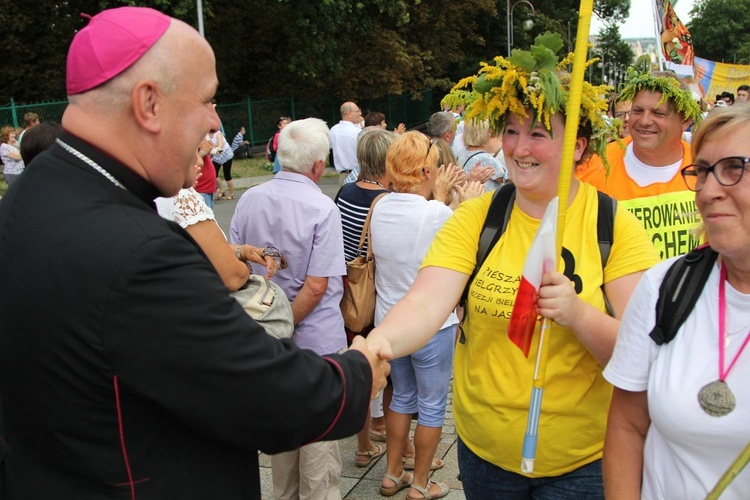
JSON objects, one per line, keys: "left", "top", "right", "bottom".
{"left": 340, "top": 193, "right": 387, "bottom": 332}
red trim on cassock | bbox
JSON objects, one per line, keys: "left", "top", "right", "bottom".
{"left": 306, "top": 357, "right": 347, "bottom": 443}
{"left": 113, "top": 376, "right": 136, "bottom": 500}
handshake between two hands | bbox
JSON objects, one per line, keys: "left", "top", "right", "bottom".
{"left": 349, "top": 335, "right": 393, "bottom": 400}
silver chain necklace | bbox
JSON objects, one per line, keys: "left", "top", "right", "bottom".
{"left": 56, "top": 139, "right": 127, "bottom": 191}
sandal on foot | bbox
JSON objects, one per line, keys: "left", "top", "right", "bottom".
{"left": 369, "top": 428, "right": 387, "bottom": 442}
{"left": 407, "top": 480, "right": 450, "bottom": 500}
{"left": 379, "top": 470, "right": 411, "bottom": 496}
{"left": 402, "top": 455, "right": 444, "bottom": 471}
{"left": 224, "top": 195, "right": 235, "bottom": 200}
{"left": 355, "top": 444, "right": 385, "bottom": 468}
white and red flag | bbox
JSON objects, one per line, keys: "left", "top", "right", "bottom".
{"left": 507, "top": 197, "right": 559, "bottom": 357}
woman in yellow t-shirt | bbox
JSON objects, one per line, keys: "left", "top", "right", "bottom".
{"left": 367, "top": 34, "right": 659, "bottom": 499}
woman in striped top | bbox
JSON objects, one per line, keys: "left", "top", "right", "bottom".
{"left": 334, "top": 127, "right": 395, "bottom": 468}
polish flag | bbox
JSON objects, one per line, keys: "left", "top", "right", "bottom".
{"left": 507, "top": 197, "right": 559, "bottom": 357}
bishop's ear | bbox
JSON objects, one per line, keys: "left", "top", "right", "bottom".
{"left": 131, "top": 80, "right": 162, "bottom": 133}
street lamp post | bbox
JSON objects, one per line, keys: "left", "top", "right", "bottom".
{"left": 507, "top": 0, "right": 536, "bottom": 57}
{"left": 602, "top": 62, "right": 618, "bottom": 86}
{"left": 196, "top": 0, "right": 205, "bottom": 37}
{"left": 596, "top": 52, "right": 607, "bottom": 85}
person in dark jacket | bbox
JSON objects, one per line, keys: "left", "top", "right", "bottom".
{"left": 0, "top": 7, "right": 387, "bottom": 499}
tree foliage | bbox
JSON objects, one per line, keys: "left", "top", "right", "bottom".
{"left": 688, "top": 0, "right": 750, "bottom": 63}
{"left": 592, "top": 22, "right": 636, "bottom": 86}
{"left": 0, "top": 0, "right": 202, "bottom": 104}
{"left": 1, "top": 0, "right": 633, "bottom": 105}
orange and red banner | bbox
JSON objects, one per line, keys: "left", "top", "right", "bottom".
{"left": 655, "top": 0, "right": 694, "bottom": 76}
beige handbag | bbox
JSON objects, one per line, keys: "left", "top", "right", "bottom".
{"left": 340, "top": 193, "right": 387, "bottom": 333}
{"left": 231, "top": 275, "right": 294, "bottom": 340}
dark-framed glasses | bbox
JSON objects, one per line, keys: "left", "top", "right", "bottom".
{"left": 422, "top": 136, "right": 436, "bottom": 166}
{"left": 681, "top": 156, "right": 750, "bottom": 192}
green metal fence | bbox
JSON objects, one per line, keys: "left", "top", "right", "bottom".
{"left": 1, "top": 89, "right": 435, "bottom": 147}
{"left": 217, "top": 89, "right": 435, "bottom": 147}
{"left": 0, "top": 99, "right": 68, "bottom": 129}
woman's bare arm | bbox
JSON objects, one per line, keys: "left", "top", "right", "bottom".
{"left": 604, "top": 387, "right": 650, "bottom": 500}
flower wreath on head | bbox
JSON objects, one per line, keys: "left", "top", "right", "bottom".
{"left": 617, "top": 69, "right": 703, "bottom": 125}
{"left": 443, "top": 32, "right": 617, "bottom": 170}
{"left": 441, "top": 90, "right": 473, "bottom": 115}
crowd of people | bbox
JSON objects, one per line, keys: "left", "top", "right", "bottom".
{"left": 2, "top": 6, "right": 750, "bottom": 500}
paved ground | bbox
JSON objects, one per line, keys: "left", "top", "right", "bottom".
{"left": 213, "top": 170, "right": 466, "bottom": 499}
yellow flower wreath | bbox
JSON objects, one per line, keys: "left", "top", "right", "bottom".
{"left": 443, "top": 32, "right": 617, "bottom": 166}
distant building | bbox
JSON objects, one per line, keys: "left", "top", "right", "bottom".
{"left": 589, "top": 36, "right": 660, "bottom": 67}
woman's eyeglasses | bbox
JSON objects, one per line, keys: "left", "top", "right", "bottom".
{"left": 422, "top": 137, "right": 436, "bottom": 166}
{"left": 681, "top": 156, "right": 750, "bottom": 192}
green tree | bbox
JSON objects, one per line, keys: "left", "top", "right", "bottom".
{"left": 688, "top": 0, "right": 750, "bottom": 62}
{"left": 206, "top": 0, "right": 497, "bottom": 101}
{"left": 0, "top": 0, "right": 203, "bottom": 105}
{"left": 592, "top": 22, "right": 636, "bottom": 87}
{"left": 1, "top": 0, "right": 633, "bottom": 106}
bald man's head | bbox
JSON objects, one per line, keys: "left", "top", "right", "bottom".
{"left": 63, "top": 8, "right": 220, "bottom": 197}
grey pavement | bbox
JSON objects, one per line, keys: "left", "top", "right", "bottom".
{"left": 213, "top": 169, "right": 465, "bottom": 500}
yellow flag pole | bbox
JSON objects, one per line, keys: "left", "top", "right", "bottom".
{"left": 557, "top": 0, "right": 594, "bottom": 233}
{"left": 520, "top": 0, "right": 595, "bottom": 474}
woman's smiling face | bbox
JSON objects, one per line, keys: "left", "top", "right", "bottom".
{"left": 695, "top": 122, "right": 750, "bottom": 261}
{"left": 503, "top": 112, "right": 585, "bottom": 201}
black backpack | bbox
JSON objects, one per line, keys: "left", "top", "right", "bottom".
{"left": 649, "top": 244, "right": 717, "bottom": 345}
{"left": 458, "top": 184, "right": 617, "bottom": 343}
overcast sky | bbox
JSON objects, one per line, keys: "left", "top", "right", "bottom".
{"left": 590, "top": 0, "right": 695, "bottom": 39}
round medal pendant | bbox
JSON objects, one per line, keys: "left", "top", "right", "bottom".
{"left": 698, "top": 380, "right": 736, "bottom": 417}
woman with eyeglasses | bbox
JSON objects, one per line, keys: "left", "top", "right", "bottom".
{"left": 372, "top": 131, "right": 482, "bottom": 498}
{"left": 604, "top": 106, "right": 750, "bottom": 499}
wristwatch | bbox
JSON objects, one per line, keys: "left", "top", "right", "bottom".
{"left": 235, "top": 245, "right": 243, "bottom": 261}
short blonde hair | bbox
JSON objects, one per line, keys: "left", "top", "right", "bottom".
{"left": 692, "top": 106, "right": 750, "bottom": 160}
{"left": 463, "top": 118, "right": 491, "bottom": 148}
{"left": 433, "top": 139, "right": 457, "bottom": 167}
{"left": 357, "top": 128, "right": 396, "bottom": 180}
{"left": 386, "top": 131, "right": 439, "bottom": 193}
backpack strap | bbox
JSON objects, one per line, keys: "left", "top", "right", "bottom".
{"left": 457, "top": 184, "right": 515, "bottom": 344}
{"left": 596, "top": 191, "right": 616, "bottom": 269}
{"left": 596, "top": 191, "right": 617, "bottom": 316}
{"left": 458, "top": 185, "right": 617, "bottom": 343}
{"left": 459, "top": 184, "right": 516, "bottom": 308}
{"left": 649, "top": 245, "right": 718, "bottom": 345}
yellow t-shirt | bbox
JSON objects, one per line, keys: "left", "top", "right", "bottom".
{"left": 577, "top": 138, "right": 701, "bottom": 259}
{"left": 421, "top": 182, "right": 659, "bottom": 477}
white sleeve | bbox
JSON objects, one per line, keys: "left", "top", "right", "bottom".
{"left": 603, "top": 261, "right": 671, "bottom": 392}
{"left": 171, "top": 188, "right": 216, "bottom": 229}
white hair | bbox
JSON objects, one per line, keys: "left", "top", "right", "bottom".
{"left": 277, "top": 118, "right": 330, "bottom": 173}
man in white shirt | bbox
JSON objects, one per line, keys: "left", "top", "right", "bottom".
{"left": 329, "top": 101, "right": 362, "bottom": 185}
